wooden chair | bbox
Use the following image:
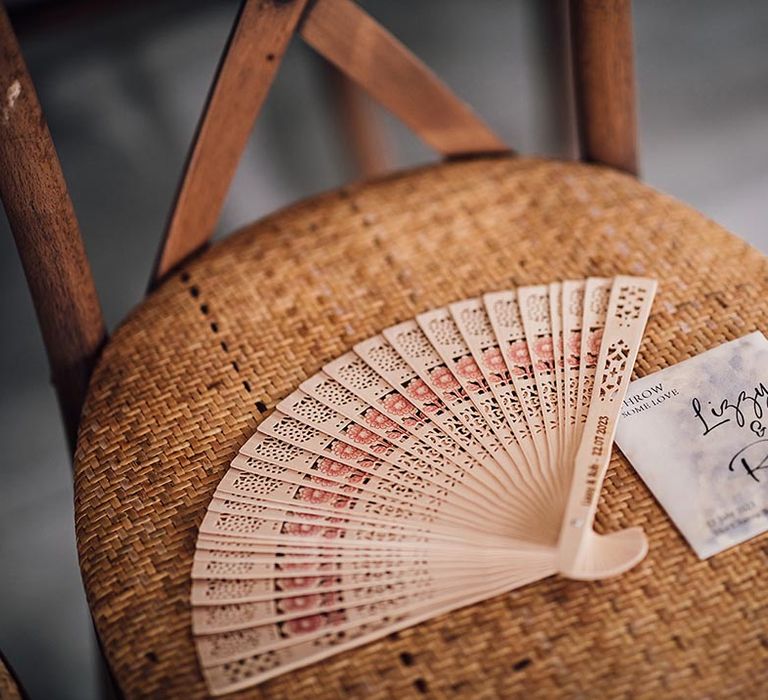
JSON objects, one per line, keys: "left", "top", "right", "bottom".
{"left": 3, "top": 0, "right": 767, "bottom": 697}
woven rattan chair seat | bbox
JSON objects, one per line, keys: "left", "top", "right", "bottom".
{"left": 75, "top": 157, "right": 768, "bottom": 698}
{"left": 0, "top": 655, "right": 23, "bottom": 700}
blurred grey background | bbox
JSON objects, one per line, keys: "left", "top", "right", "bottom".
{"left": 1, "top": 0, "right": 767, "bottom": 697}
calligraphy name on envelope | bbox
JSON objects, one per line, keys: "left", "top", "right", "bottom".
{"left": 615, "top": 332, "right": 768, "bottom": 559}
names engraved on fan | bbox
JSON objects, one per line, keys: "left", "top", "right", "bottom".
{"left": 582, "top": 415, "right": 609, "bottom": 506}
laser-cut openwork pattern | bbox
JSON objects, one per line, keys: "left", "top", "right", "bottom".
{"left": 614, "top": 284, "right": 649, "bottom": 328}
{"left": 193, "top": 276, "right": 656, "bottom": 694}
{"left": 598, "top": 339, "right": 631, "bottom": 401}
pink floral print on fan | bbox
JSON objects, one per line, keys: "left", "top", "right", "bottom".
{"left": 429, "top": 366, "right": 460, "bottom": 392}
{"left": 404, "top": 378, "right": 440, "bottom": 411}
{"left": 382, "top": 392, "right": 416, "bottom": 416}
{"left": 276, "top": 579, "right": 338, "bottom": 601}
{"left": 567, "top": 330, "right": 581, "bottom": 368}
{"left": 279, "top": 594, "right": 322, "bottom": 613}
{"left": 587, "top": 328, "right": 603, "bottom": 358}
{"left": 296, "top": 486, "right": 335, "bottom": 504}
{"left": 276, "top": 563, "right": 312, "bottom": 574}
{"left": 506, "top": 339, "right": 531, "bottom": 376}
{"left": 282, "top": 611, "right": 346, "bottom": 636}
{"left": 342, "top": 424, "right": 389, "bottom": 455}
{"left": 455, "top": 355, "right": 482, "bottom": 381}
{"left": 282, "top": 614, "right": 325, "bottom": 635}
{"left": 283, "top": 523, "right": 323, "bottom": 537}
{"left": 279, "top": 592, "right": 340, "bottom": 613}
{"left": 533, "top": 336, "right": 555, "bottom": 371}
{"left": 330, "top": 442, "right": 364, "bottom": 460}
{"left": 362, "top": 408, "right": 399, "bottom": 433}
{"left": 481, "top": 347, "right": 507, "bottom": 383}
{"left": 344, "top": 424, "right": 377, "bottom": 445}
{"left": 297, "top": 484, "right": 351, "bottom": 509}
{"left": 316, "top": 467, "right": 364, "bottom": 487}
{"left": 317, "top": 458, "right": 353, "bottom": 478}
{"left": 275, "top": 575, "right": 326, "bottom": 590}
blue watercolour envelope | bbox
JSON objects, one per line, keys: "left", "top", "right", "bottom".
{"left": 615, "top": 332, "right": 768, "bottom": 559}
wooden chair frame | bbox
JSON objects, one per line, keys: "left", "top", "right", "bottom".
{"left": 0, "top": 0, "right": 636, "bottom": 457}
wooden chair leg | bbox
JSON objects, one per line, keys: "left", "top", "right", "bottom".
{"left": 325, "top": 65, "right": 390, "bottom": 179}
{"left": 529, "top": 0, "right": 578, "bottom": 159}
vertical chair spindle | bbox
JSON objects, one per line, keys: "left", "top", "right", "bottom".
{"left": 570, "top": 0, "right": 638, "bottom": 175}
{"left": 0, "top": 5, "right": 106, "bottom": 453}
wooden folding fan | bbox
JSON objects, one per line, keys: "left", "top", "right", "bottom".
{"left": 192, "top": 275, "right": 656, "bottom": 694}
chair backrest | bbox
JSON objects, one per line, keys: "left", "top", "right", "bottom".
{"left": 0, "top": 0, "right": 637, "bottom": 453}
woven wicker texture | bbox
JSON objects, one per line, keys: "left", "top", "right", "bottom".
{"left": 0, "top": 656, "right": 22, "bottom": 700}
{"left": 75, "top": 157, "right": 768, "bottom": 698}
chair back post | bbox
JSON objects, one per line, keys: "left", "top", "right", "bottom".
{"left": 570, "top": 0, "right": 638, "bottom": 175}
{"left": 324, "top": 66, "right": 391, "bottom": 179}
{"left": 0, "top": 5, "right": 106, "bottom": 453}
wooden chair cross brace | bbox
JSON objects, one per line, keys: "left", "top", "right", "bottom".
{"left": 0, "top": 0, "right": 635, "bottom": 453}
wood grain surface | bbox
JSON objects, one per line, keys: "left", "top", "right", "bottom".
{"left": 570, "top": 0, "right": 638, "bottom": 174}
{"left": 301, "top": 0, "right": 509, "bottom": 159}
{"left": 0, "top": 5, "right": 106, "bottom": 452}
{"left": 152, "top": 0, "right": 310, "bottom": 285}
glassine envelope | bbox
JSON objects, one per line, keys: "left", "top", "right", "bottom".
{"left": 615, "top": 332, "right": 768, "bottom": 559}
